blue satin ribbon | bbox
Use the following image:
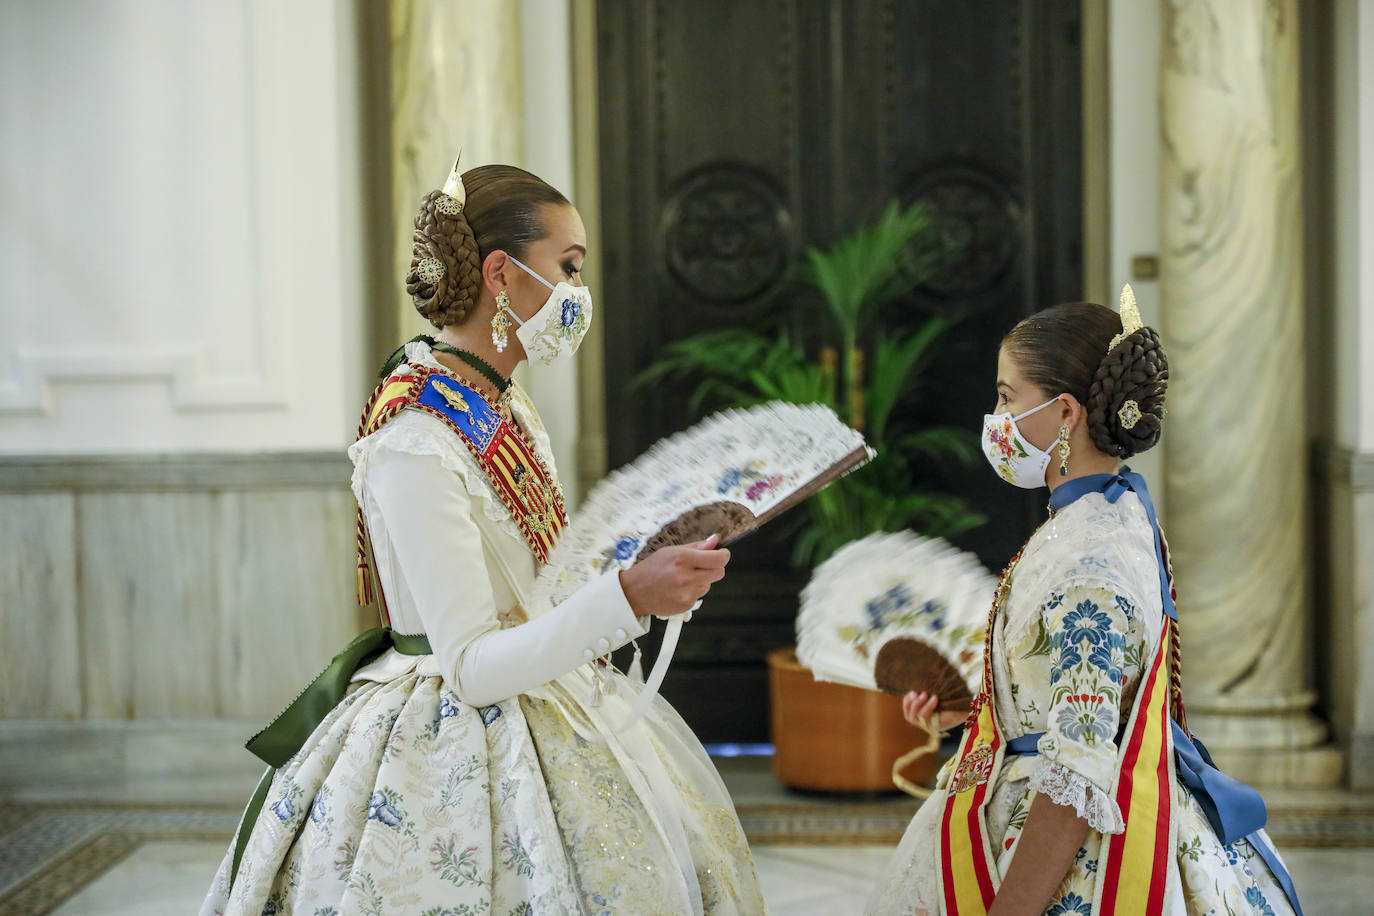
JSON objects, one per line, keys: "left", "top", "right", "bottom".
{"left": 1035, "top": 469, "right": 1302, "bottom": 914}
{"left": 1047, "top": 468, "right": 1173, "bottom": 621}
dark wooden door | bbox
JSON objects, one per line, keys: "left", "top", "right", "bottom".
{"left": 596, "top": 0, "right": 1083, "bottom": 742}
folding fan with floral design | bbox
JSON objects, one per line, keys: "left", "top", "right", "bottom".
{"left": 796, "top": 531, "right": 995, "bottom": 717}
{"left": 530, "top": 401, "right": 874, "bottom": 613}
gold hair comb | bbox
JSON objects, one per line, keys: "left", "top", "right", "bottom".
{"left": 1108, "top": 283, "right": 1144, "bottom": 353}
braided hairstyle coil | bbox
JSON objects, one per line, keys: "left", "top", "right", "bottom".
{"left": 407, "top": 190, "right": 483, "bottom": 328}
{"left": 1087, "top": 327, "right": 1169, "bottom": 458}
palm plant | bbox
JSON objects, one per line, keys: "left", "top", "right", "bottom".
{"left": 639, "top": 199, "right": 985, "bottom": 567}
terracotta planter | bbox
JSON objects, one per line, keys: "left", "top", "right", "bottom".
{"left": 768, "top": 647, "right": 939, "bottom": 792}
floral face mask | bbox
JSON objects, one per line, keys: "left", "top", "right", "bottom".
{"left": 507, "top": 255, "right": 593, "bottom": 366}
{"left": 981, "top": 397, "right": 1060, "bottom": 489}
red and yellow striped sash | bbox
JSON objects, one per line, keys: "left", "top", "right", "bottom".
{"left": 351, "top": 367, "right": 567, "bottom": 617}
{"left": 1094, "top": 622, "right": 1175, "bottom": 914}
{"left": 940, "top": 697, "right": 1003, "bottom": 912}
{"left": 938, "top": 538, "right": 1178, "bottom": 914}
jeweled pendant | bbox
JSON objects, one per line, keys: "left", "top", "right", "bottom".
{"left": 491, "top": 312, "right": 510, "bottom": 352}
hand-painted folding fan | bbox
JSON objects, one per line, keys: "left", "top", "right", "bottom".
{"left": 796, "top": 531, "right": 994, "bottom": 717}
{"left": 530, "top": 401, "right": 874, "bottom": 611}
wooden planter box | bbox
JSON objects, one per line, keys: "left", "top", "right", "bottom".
{"left": 768, "top": 647, "right": 939, "bottom": 792}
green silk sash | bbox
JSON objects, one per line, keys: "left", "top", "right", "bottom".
{"left": 230, "top": 626, "right": 432, "bottom": 885}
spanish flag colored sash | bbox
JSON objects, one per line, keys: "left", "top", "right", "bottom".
{"left": 938, "top": 537, "right": 1026, "bottom": 914}
{"left": 351, "top": 365, "right": 567, "bottom": 616}
{"left": 938, "top": 469, "right": 1301, "bottom": 915}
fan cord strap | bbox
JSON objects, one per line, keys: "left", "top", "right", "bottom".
{"left": 892, "top": 719, "right": 944, "bottom": 799}
{"left": 585, "top": 614, "right": 686, "bottom": 743}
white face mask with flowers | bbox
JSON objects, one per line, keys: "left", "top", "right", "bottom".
{"left": 507, "top": 255, "right": 593, "bottom": 366}
{"left": 981, "top": 396, "right": 1060, "bottom": 489}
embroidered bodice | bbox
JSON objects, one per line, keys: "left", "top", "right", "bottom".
{"left": 991, "top": 489, "right": 1164, "bottom": 832}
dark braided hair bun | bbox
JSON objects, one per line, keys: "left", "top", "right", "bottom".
{"left": 1087, "top": 327, "right": 1168, "bottom": 458}
{"left": 1002, "top": 302, "right": 1169, "bottom": 460}
{"left": 405, "top": 165, "right": 572, "bottom": 329}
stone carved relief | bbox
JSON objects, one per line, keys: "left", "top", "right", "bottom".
{"left": 906, "top": 164, "right": 1023, "bottom": 301}
{"left": 660, "top": 165, "right": 795, "bottom": 304}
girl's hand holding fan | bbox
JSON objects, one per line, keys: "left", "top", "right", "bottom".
{"left": 796, "top": 531, "right": 995, "bottom": 795}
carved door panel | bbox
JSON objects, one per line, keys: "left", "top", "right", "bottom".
{"left": 596, "top": 0, "right": 1082, "bottom": 741}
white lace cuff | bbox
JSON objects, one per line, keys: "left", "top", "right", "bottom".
{"left": 1028, "top": 758, "right": 1124, "bottom": 834}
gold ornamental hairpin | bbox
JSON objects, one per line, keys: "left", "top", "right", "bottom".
{"left": 435, "top": 152, "right": 466, "bottom": 216}
{"left": 1108, "top": 283, "right": 1144, "bottom": 354}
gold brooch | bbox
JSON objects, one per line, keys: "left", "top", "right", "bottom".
{"left": 434, "top": 379, "right": 496, "bottom": 436}
{"left": 1118, "top": 399, "right": 1142, "bottom": 430}
{"left": 416, "top": 257, "right": 445, "bottom": 283}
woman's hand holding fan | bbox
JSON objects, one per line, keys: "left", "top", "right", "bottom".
{"left": 531, "top": 400, "right": 873, "bottom": 737}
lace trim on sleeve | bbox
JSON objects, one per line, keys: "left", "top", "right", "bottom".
{"left": 1028, "top": 758, "right": 1125, "bottom": 835}
{"left": 348, "top": 411, "right": 526, "bottom": 547}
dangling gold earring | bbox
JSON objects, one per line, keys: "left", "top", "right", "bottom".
{"left": 491, "top": 290, "right": 512, "bottom": 352}
{"left": 1057, "top": 425, "right": 1071, "bottom": 476}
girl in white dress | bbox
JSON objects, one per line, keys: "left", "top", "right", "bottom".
{"left": 867, "top": 299, "right": 1301, "bottom": 915}
{"left": 201, "top": 162, "right": 767, "bottom": 915}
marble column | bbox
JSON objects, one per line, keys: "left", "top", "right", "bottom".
{"left": 1159, "top": 0, "right": 1339, "bottom": 785}
{"left": 389, "top": 0, "right": 526, "bottom": 342}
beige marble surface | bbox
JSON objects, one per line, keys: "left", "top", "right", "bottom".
{"left": 389, "top": 0, "right": 526, "bottom": 342}
{"left": 0, "top": 494, "right": 79, "bottom": 718}
{"left": 213, "top": 489, "right": 364, "bottom": 719}
{"left": 1159, "top": 0, "right": 1329, "bottom": 774}
{"left": 78, "top": 492, "right": 219, "bottom": 719}
{"left": 51, "top": 841, "right": 225, "bottom": 916}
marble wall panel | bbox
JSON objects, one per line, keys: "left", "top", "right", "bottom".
{"left": 77, "top": 493, "right": 219, "bottom": 719}
{"left": 214, "top": 489, "right": 365, "bottom": 720}
{"left": 0, "top": 494, "right": 79, "bottom": 718}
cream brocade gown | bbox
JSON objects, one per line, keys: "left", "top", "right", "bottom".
{"left": 866, "top": 490, "right": 1295, "bottom": 916}
{"left": 201, "top": 342, "right": 766, "bottom": 915}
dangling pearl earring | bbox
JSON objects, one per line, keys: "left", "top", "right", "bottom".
{"left": 1057, "top": 425, "right": 1071, "bottom": 476}
{"left": 491, "top": 290, "right": 512, "bottom": 352}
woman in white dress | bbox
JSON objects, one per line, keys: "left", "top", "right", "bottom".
{"left": 867, "top": 298, "right": 1301, "bottom": 915}
{"left": 201, "top": 161, "right": 767, "bottom": 915}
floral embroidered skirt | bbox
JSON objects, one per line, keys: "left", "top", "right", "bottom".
{"left": 864, "top": 766, "right": 1296, "bottom": 916}
{"left": 201, "top": 672, "right": 766, "bottom": 915}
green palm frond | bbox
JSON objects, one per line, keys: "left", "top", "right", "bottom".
{"left": 636, "top": 197, "right": 985, "bottom": 570}
{"left": 866, "top": 318, "right": 948, "bottom": 444}
{"left": 801, "top": 199, "right": 943, "bottom": 337}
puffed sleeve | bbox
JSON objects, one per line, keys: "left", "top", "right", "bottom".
{"left": 1030, "top": 583, "right": 1145, "bottom": 834}
{"left": 365, "top": 446, "right": 649, "bottom": 708}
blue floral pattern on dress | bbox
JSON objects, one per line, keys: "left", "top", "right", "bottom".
{"left": 1047, "top": 892, "right": 1092, "bottom": 915}
{"left": 367, "top": 790, "right": 402, "bottom": 827}
{"left": 481, "top": 705, "right": 503, "bottom": 726}
{"left": 1042, "top": 587, "right": 1132, "bottom": 796}
{"left": 438, "top": 694, "right": 460, "bottom": 719}
{"left": 1245, "top": 885, "right": 1276, "bottom": 915}
{"left": 1062, "top": 600, "right": 1113, "bottom": 647}
{"left": 271, "top": 795, "right": 295, "bottom": 821}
